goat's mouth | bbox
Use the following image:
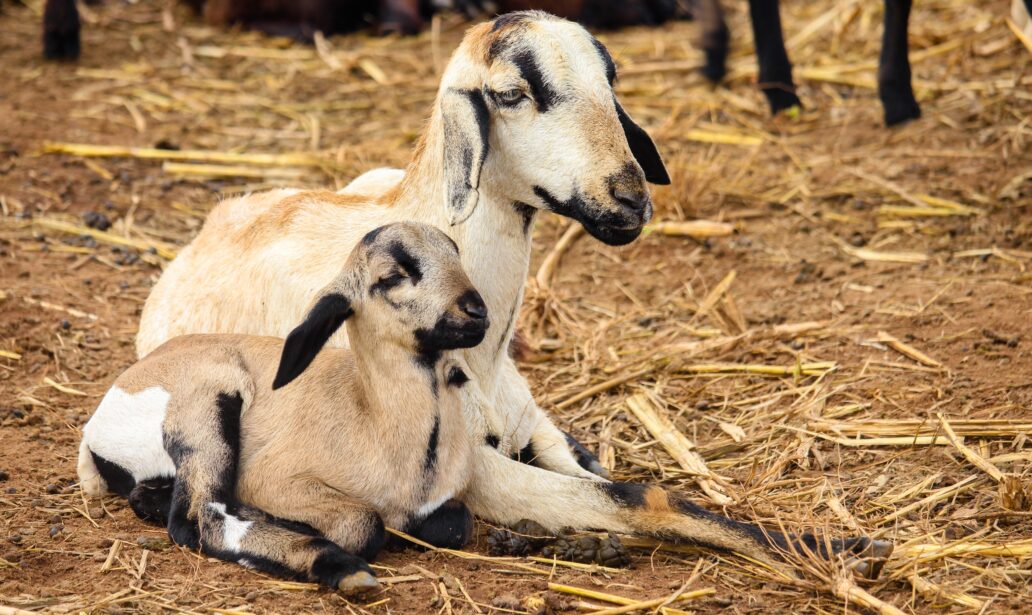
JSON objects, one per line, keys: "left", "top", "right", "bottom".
{"left": 532, "top": 186, "right": 651, "bottom": 247}
{"left": 415, "top": 316, "right": 489, "bottom": 353}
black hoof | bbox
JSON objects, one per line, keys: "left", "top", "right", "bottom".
{"left": 311, "top": 543, "right": 379, "bottom": 595}
{"left": 882, "top": 96, "right": 921, "bottom": 127}
{"left": 762, "top": 87, "right": 803, "bottom": 115}
{"left": 167, "top": 515, "right": 200, "bottom": 550}
{"left": 412, "top": 500, "right": 473, "bottom": 549}
{"left": 43, "top": 30, "right": 80, "bottom": 60}
{"left": 128, "top": 477, "right": 174, "bottom": 525}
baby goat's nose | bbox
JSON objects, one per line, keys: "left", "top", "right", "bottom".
{"left": 611, "top": 186, "right": 650, "bottom": 213}
{"left": 457, "top": 290, "right": 487, "bottom": 321}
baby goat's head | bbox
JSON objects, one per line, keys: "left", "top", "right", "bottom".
{"left": 272, "top": 222, "right": 488, "bottom": 389}
{"left": 439, "top": 10, "right": 670, "bottom": 246}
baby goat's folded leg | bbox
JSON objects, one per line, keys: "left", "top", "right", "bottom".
{"left": 164, "top": 389, "right": 377, "bottom": 594}
{"left": 464, "top": 447, "right": 892, "bottom": 578}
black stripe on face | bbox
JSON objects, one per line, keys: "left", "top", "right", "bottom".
{"left": 511, "top": 49, "right": 562, "bottom": 112}
{"left": 591, "top": 38, "right": 617, "bottom": 84}
{"left": 387, "top": 242, "right": 423, "bottom": 283}
{"left": 512, "top": 201, "right": 536, "bottom": 235}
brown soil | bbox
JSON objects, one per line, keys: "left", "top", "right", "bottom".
{"left": 2, "top": 0, "right": 1031, "bottom": 613}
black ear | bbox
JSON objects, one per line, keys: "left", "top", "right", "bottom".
{"left": 272, "top": 293, "right": 353, "bottom": 390}
{"left": 442, "top": 87, "right": 490, "bottom": 225}
{"left": 615, "top": 99, "right": 671, "bottom": 185}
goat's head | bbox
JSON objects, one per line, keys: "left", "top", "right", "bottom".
{"left": 273, "top": 222, "right": 488, "bottom": 389}
{"left": 438, "top": 10, "right": 669, "bottom": 246}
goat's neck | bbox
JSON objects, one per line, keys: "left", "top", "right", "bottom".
{"left": 392, "top": 118, "right": 536, "bottom": 389}
{"left": 346, "top": 325, "right": 440, "bottom": 431}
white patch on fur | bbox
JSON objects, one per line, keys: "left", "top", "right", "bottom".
{"left": 82, "top": 386, "right": 176, "bottom": 485}
{"left": 338, "top": 168, "right": 405, "bottom": 196}
{"left": 416, "top": 493, "right": 455, "bottom": 519}
{"left": 208, "top": 502, "right": 253, "bottom": 552}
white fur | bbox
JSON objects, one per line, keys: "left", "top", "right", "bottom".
{"left": 81, "top": 386, "right": 176, "bottom": 487}
{"left": 208, "top": 502, "right": 253, "bottom": 552}
{"left": 337, "top": 168, "right": 405, "bottom": 196}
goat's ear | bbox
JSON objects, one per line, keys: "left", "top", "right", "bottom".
{"left": 615, "top": 99, "right": 671, "bottom": 185}
{"left": 272, "top": 293, "right": 354, "bottom": 390}
{"left": 442, "top": 88, "right": 490, "bottom": 226}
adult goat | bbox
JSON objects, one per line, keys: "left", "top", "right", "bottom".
{"left": 138, "top": 11, "right": 671, "bottom": 483}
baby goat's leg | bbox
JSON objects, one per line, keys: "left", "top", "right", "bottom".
{"left": 164, "top": 389, "right": 377, "bottom": 593}
{"left": 465, "top": 447, "right": 892, "bottom": 579}
{"left": 878, "top": 0, "right": 920, "bottom": 126}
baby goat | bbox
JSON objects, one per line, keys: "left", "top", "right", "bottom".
{"left": 692, "top": 0, "right": 920, "bottom": 126}
{"left": 84, "top": 223, "right": 892, "bottom": 588}
{"left": 79, "top": 222, "right": 487, "bottom": 593}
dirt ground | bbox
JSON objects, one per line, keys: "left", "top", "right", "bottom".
{"left": 2, "top": 0, "right": 1032, "bottom": 613}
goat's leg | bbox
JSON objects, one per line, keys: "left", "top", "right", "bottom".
{"left": 494, "top": 358, "right": 606, "bottom": 479}
{"left": 164, "top": 390, "right": 378, "bottom": 594}
{"left": 379, "top": 0, "right": 423, "bottom": 35}
{"left": 464, "top": 447, "right": 892, "bottom": 579}
{"left": 879, "top": 0, "right": 920, "bottom": 126}
{"left": 747, "top": 0, "right": 801, "bottom": 114}
{"left": 691, "top": 0, "right": 731, "bottom": 83}
{"left": 43, "top": 0, "right": 80, "bottom": 60}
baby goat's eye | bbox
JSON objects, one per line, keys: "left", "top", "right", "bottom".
{"left": 377, "top": 271, "right": 407, "bottom": 288}
{"left": 496, "top": 88, "right": 526, "bottom": 106}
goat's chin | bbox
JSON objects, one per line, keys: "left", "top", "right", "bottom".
{"left": 580, "top": 221, "right": 644, "bottom": 246}
{"left": 416, "top": 320, "right": 488, "bottom": 354}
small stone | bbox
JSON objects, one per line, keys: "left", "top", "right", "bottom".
{"left": 137, "top": 535, "right": 171, "bottom": 551}
{"left": 492, "top": 594, "right": 521, "bottom": 610}
{"left": 45, "top": 483, "right": 60, "bottom": 494}
{"left": 9, "top": 534, "right": 22, "bottom": 544}
{"left": 49, "top": 514, "right": 61, "bottom": 524}
{"left": 87, "top": 506, "right": 104, "bottom": 518}
{"left": 244, "top": 591, "right": 258, "bottom": 602}
{"left": 59, "top": 320, "right": 71, "bottom": 330}
{"left": 49, "top": 525, "right": 62, "bottom": 538}
{"left": 98, "top": 538, "right": 114, "bottom": 548}
{"left": 0, "top": 470, "right": 8, "bottom": 481}
{"left": 82, "top": 211, "right": 112, "bottom": 231}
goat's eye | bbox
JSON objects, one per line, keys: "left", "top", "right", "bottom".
{"left": 496, "top": 89, "right": 525, "bottom": 106}
{"left": 378, "top": 271, "right": 407, "bottom": 288}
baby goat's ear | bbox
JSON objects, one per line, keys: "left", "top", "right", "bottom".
{"left": 614, "top": 99, "right": 671, "bottom": 185}
{"left": 442, "top": 87, "right": 490, "bottom": 226}
{"left": 272, "top": 293, "right": 354, "bottom": 390}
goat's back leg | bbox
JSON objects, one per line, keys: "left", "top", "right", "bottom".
{"left": 42, "top": 0, "right": 80, "bottom": 60}
{"left": 879, "top": 0, "right": 920, "bottom": 126}
{"left": 465, "top": 447, "right": 892, "bottom": 579}
{"left": 691, "top": 0, "right": 731, "bottom": 83}
{"left": 747, "top": 0, "right": 801, "bottom": 114}
{"left": 164, "top": 388, "right": 378, "bottom": 594}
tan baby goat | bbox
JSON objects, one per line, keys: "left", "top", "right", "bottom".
{"left": 80, "top": 222, "right": 892, "bottom": 592}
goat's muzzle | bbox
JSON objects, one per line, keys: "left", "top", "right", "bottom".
{"left": 416, "top": 290, "right": 489, "bottom": 352}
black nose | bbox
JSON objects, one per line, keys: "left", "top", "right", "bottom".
{"left": 611, "top": 187, "right": 649, "bottom": 213}
{"left": 457, "top": 290, "right": 487, "bottom": 321}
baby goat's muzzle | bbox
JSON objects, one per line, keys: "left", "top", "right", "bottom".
{"left": 417, "top": 289, "right": 489, "bottom": 352}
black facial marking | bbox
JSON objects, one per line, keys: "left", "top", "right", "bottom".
{"left": 446, "top": 366, "right": 469, "bottom": 388}
{"left": 532, "top": 185, "right": 645, "bottom": 247}
{"left": 614, "top": 99, "right": 671, "bottom": 185}
{"left": 424, "top": 413, "right": 440, "bottom": 474}
{"left": 592, "top": 37, "right": 617, "bottom": 84}
{"left": 89, "top": 451, "right": 135, "bottom": 497}
{"left": 491, "top": 12, "right": 530, "bottom": 33}
{"left": 512, "top": 49, "right": 562, "bottom": 112}
{"left": 511, "top": 201, "right": 536, "bottom": 235}
{"left": 388, "top": 241, "right": 423, "bottom": 283}
{"left": 361, "top": 225, "right": 389, "bottom": 245}
{"left": 485, "top": 434, "right": 500, "bottom": 448}
{"left": 273, "top": 293, "right": 353, "bottom": 390}
{"left": 494, "top": 301, "right": 518, "bottom": 360}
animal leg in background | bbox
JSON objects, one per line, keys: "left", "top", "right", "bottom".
{"left": 747, "top": 0, "right": 801, "bottom": 114}
{"left": 163, "top": 388, "right": 379, "bottom": 594}
{"left": 379, "top": 0, "right": 424, "bottom": 35}
{"left": 464, "top": 447, "right": 893, "bottom": 578}
{"left": 879, "top": 0, "right": 920, "bottom": 126}
{"left": 692, "top": 0, "right": 731, "bottom": 83}
{"left": 43, "top": 0, "right": 80, "bottom": 60}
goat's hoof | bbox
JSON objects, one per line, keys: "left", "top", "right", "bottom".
{"left": 337, "top": 570, "right": 379, "bottom": 596}
{"left": 882, "top": 98, "right": 921, "bottom": 127}
{"left": 763, "top": 88, "right": 803, "bottom": 116}
{"left": 844, "top": 539, "right": 893, "bottom": 580}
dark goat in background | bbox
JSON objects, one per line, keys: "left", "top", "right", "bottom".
{"left": 693, "top": 0, "right": 920, "bottom": 126}
{"left": 42, "top": 0, "right": 80, "bottom": 60}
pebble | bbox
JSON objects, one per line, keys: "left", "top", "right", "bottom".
{"left": 492, "top": 594, "right": 521, "bottom": 610}
{"left": 244, "top": 591, "right": 258, "bottom": 602}
{"left": 45, "top": 483, "right": 60, "bottom": 494}
{"left": 82, "top": 211, "right": 112, "bottom": 231}
{"left": 8, "top": 534, "right": 22, "bottom": 544}
{"left": 0, "top": 470, "right": 8, "bottom": 481}
{"left": 49, "top": 524, "right": 62, "bottom": 538}
{"left": 137, "top": 535, "right": 171, "bottom": 551}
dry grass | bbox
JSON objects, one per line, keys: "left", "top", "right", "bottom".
{"left": 1, "top": 0, "right": 1031, "bottom": 613}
